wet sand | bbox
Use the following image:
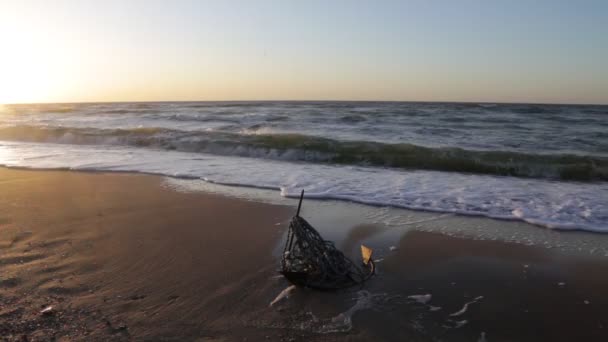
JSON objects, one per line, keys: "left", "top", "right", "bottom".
{"left": 1, "top": 168, "right": 607, "bottom": 341}
{"left": 0, "top": 168, "right": 296, "bottom": 340}
{"left": 373, "top": 230, "right": 608, "bottom": 341}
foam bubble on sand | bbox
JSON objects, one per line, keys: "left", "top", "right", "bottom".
{"left": 443, "top": 319, "right": 469, "bottom": 329}
{"left": 408, "top": 294, "right": 443, "bottom": 312}
{"left": 512, "top": 208, "right": 524, "bottom": 218}
{"left": 453, "top": 320, "right": 468, "bottom": 328}
{"left": 408, "top": 294, "right": 432, "bottom": 305}
{"left": 269, "top": 285, "right": 296, "bottom": 307}
{"left": 449, "top": 296, "right": 484, "bottom": 317}
{"left": 317, "top": 291, "right": 380, "bottom": 333}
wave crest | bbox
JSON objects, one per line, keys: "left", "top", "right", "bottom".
{"left": 0, "top": 125, "right": 606, "bottom": 181}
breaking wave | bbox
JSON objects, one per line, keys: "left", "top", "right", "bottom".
{"left": 0, "top": 125, "right": 606, "bottom": 181}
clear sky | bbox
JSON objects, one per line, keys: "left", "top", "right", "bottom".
{"left": 0, "top": 0, "right": 607, "bottom": 104}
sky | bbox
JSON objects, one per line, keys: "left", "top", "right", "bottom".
{"left": 0, "top": 0, "right": 607, "bottom": 104}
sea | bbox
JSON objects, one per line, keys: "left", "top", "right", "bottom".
{"left": 0, "top": 101, "right": 606, "bottom": 232}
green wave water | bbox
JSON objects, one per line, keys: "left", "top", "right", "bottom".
{"left": 1, "top": 125, "right": 606, "bottom": 181}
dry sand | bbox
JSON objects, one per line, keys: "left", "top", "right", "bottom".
{"left": 1, "top": 168, "right": 607, "bottom": 341}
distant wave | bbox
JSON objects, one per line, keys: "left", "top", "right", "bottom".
{"left": 0, "top": 125, "right": 606, "bottom": 181}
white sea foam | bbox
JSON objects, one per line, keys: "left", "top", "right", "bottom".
{"left": 0, "top": 141, "right": 607, "bottom": 233}
{"left": 408, "top": 294, "right": 432, "bottom": 305}
{"left": 317, "top": 290, "right": 378, "bottom": 333}
{"left": 449, "top": 296, "right": 484, "bottom": 317}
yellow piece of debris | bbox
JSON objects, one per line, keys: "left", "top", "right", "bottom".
{"left": 360, "top": 245, "right": 373, "bottom": 265}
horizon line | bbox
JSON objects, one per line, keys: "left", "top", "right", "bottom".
{"left": 3, "top": 99, "right": 608, "bottom": 106}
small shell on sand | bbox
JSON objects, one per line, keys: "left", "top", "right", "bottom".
{"left": 269, "top": 285, "right": 296, "bottom": 307}
{"left": 40, "top": 306, "right": 54, "bottom": 315}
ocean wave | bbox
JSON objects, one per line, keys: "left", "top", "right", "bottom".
{"left": 0, "top": 125, "right": 606, "bottom": 181}
{"left": 339, "top": 114, "right": 368, "bottom": 123}
{"left": 509, "top": 105, "right": 559, "bottom": 114}
{"left": 1, "top": 142, "right": 606, "bottom": 232}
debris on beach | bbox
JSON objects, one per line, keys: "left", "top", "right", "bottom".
{"left": 40, "top": 306, "right": 54, "bottom": 315}
{"left": 280, "top": 190, "right": 375, "bottom": 290}
{"left": 269, "top": 285, "right": 296, "bottom": 307}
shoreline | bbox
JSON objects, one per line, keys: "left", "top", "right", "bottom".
{"left": 1, "top": 168, "right": 607, "bottom": 341}
{"left": 2, "top": 162, "right": 605, "bottom": 235}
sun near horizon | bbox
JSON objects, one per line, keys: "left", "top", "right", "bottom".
{"left": 1, "top": 1, "right": 607, "bottom": 105}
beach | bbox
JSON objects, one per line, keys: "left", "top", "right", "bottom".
{"left": 0, "top": 168, "right": 294, "bottom": 340}
{"left": 1, "top": 167, "right": 607, "bottom": 341}
{"left": 3, "top": 0, "right": 608, "bottom": 339}
{"left": 2, "top": 0, "right": 607, "bottom": 340}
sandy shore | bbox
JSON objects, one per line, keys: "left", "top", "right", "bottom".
{"left": 0, "top": 168, "right": 295, "bottom": 341}
{"left": 1, "top": 168, "right": 607, "bottom": 341}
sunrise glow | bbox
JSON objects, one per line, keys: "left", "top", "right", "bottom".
{"left": 0, "top": 1, "right": 606, "bottom": 104}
